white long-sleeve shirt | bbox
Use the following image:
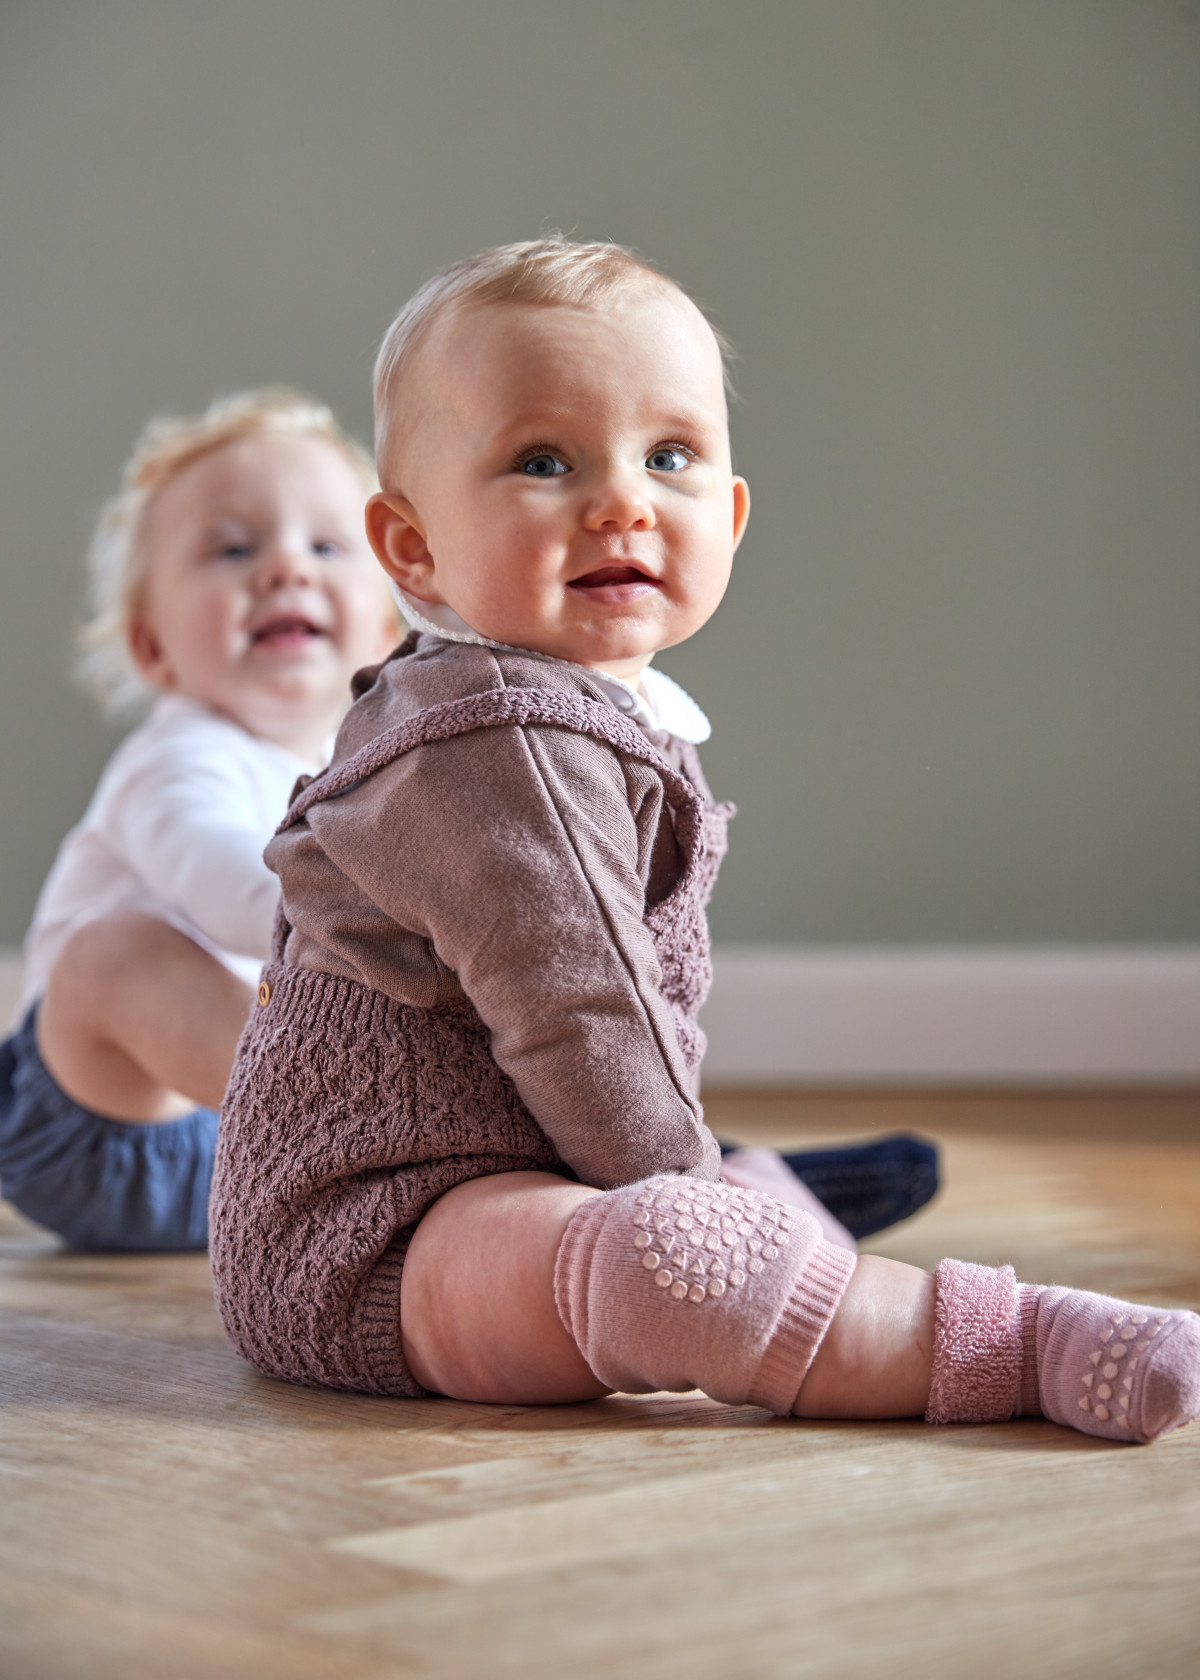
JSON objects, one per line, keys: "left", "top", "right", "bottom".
{"left": 17, "top": 695, "right": 316, "bottom": 1018}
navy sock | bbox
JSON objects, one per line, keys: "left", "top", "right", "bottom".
{"left": 717, "top": 1134, "right": 938, "bottom": 1240}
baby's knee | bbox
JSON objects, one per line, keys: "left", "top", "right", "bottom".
{"left": 47, "top": 910, "right": 173, "bottom": 1002}
{"left": 47, "top": 913, "right": 241, "bottom": 1029}
{"left": 555, "top": 1176, "right": 857, "bottom": 1411}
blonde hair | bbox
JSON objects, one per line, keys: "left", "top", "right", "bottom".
{"left": 76, "top": 387, "right": 379, "bottom": 716}
{"left": 373, "top": 237, "right": 732, "bottom": 484}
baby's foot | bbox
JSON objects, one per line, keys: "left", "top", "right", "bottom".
{"left": 717, "top": 1133, "right": 939, "bottom": 1238}
{"left": 783, "top": 1134, "right": 939, "bottom": 1238}
{"left": 926, "top": 1258, "right": 1200, "bottom": 1444}
{"left": 1022, "top": 1283, "right": 1200, "bottom": 1444}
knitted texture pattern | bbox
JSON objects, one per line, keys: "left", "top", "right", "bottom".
{"left": 211, "top": 684, "right": 729, "bottom": 1396}
{"left": 210, "top": 965, "right": 555, "bottom": 1393}
{"left": 282, "top": 685, "right": 725, "bottom": 1082}
{"left": 554, "top": 1176, "right": 856, "bottom": 1413}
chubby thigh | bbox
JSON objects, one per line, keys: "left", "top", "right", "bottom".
{"left": 400, "top": 1171, "right": 610, "bottom": 1404}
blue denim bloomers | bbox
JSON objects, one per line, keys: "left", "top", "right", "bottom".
{"left": 0, "top": 1008, "right": 215, "bottom": 1251}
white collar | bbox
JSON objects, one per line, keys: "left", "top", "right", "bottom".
{"left": 395, "top": 590, "right": 711, "bottom": 744}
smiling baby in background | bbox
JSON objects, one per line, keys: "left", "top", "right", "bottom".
{"left": 0, "top": 391, "right": 398, "bottom": 1249}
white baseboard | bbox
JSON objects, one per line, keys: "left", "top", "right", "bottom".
{"left": 700, "top": 945, "right": 1200, "bottom": 1087}
{"left": 5, "top": 944, "right": 1198, "bottom": 1087}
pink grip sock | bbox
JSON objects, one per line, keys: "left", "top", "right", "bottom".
{"left": 555, "top": 1176, "right": 857, "bottom": 1413}
{"left": 926, "top": 1258, "right": 1200, "bottom": 1444}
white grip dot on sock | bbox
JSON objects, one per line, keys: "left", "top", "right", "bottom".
{"left": 630, "top": 1177, "right": 797, "bottom": 1307}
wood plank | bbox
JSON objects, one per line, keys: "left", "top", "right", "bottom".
{"left": 2, "top": 1093, "right": 1198, "bottom": 1679}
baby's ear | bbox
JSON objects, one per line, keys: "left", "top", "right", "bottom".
{"left": 365, "top": 492, "right": 441, "bottom": 603}
{"left": 731, "top": 476, "right": 751, "bottom": 550}
{"left": 127, "top": 617, "right": 173, "bottom": 688}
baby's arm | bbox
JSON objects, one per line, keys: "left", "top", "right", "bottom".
{"left": 106, "top": 751, "right": 282, "bottom": 959}
{"left": 307, "top": 719, "right": 720, "bottom": 1189}
{"left": 35, "top": 719, "right": 286, "bottom": 1124}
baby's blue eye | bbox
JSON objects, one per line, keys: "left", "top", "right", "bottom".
{"left": 647, "top": 447, "right": 690, "bottom": 473}
{"left": 218, "top": 542, "right": 254, "bottom": 560}
{"left": 313, "top": 540, "right": 342, "bottom": 558}
{"left": 520, "top": 453, "right": 568, "bottom": 477}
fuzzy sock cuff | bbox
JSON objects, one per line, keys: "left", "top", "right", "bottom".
{"left": 925, "top": 1258, "right": 1022, "bottom": 1424}
{"left": 924, "top": 1261, "right": 1200, "bottom": 1442}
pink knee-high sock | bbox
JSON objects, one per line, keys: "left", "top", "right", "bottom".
{"left": 926, "top": 1258, "right": 1200, "bottom": 1444}
{"left": 555, "top": 1176, "right": 857, "bottom": 1412}
{"left": 720, "top": 1148, "right": 857, "bottom": 1251}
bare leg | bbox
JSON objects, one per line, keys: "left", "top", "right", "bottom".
{"left": 794, "top": 1255, "right": 935, "bottom": 1417}
{"left": 401, "top": 1172, "right": 611, "bottom": 1403}
{"left": 405, "top": 1177, "right": 1198, "bottom": 1440}
{"left": 36, "top": 911, "right": 254, "bottom": 1121}
{"left": 400, "top": 1170, "right": 934, "bottom": 1413}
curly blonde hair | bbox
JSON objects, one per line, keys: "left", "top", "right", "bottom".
{"left": 76, "top": 388, "right": 379, "bottom": 716}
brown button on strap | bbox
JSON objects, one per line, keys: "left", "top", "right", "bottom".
{"left": 257, "top": 981, "right": 272, "bottom": 1007}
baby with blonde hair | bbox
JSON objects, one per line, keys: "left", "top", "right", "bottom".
{"left": 0, "top": 390, "right": 399, "bottom": 1249}
{"left": 211, "top": 241, "right": 1198, "bottom": 1444}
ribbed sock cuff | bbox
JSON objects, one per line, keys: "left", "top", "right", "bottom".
{"left": 748, "top": 1237, "right": 858, "bottom": 1414}
{"left": 554, "top": 1194, "right": 597, "bottom": 1352}
{"left": 1016, "top": 1283, "right": 1044, "bottom": 1417}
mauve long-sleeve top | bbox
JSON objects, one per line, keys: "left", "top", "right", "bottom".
{"left": 265, "top": 633, "right": 723, "bottom": 1192}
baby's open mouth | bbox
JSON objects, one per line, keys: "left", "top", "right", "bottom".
{"left": 568, "top": 565, "right": 661, "bottom": 603}
{"left": 251, "top": 614, "right": 326, "bottom": 646}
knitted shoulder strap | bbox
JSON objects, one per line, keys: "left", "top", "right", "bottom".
{"left": 276, "top": 686, "right": 703, "bottom": 835}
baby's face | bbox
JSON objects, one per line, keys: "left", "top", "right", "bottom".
{"left": 131, "top": 433, "right": 397, "bottom": 757}
{"left": 369, "top": 289, "right": 749, "bottom": 680}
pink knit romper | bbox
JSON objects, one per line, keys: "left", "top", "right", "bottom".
{"left": 210, "top": 683, "right": 731, "bottom": 1396}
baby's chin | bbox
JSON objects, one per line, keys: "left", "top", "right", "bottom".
{"left": 556, "top": 617, "right": 675, "bottom": 675}
{"left": 215, "top": 661, "right": 356, "bottom": 733}
{"left": 467, "top": 601, "right": 673, "bottom": 671}
{"left": 243, "top": 636, "right": 360, "bottom": 686}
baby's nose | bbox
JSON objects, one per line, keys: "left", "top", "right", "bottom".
{"left": 583, "top": 470, "right": 655, "bottom": 532}
{"left": 259, "top": 538, "right": 316, "bottom": 585}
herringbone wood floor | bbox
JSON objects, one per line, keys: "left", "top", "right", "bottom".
{"left": 2, "top": 1090, "right": 1198, "bottom": 1680}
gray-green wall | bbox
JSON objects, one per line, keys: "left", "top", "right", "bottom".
{"left": 2, "top": 0, "right": 1198, "bottom": 946}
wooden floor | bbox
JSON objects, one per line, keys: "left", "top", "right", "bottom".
{"left": 2, "top": 1090, "right": 1198, "bottom": 1680}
